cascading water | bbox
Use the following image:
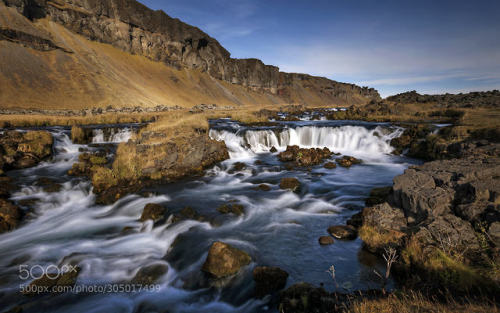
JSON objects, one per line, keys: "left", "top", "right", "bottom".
{"left": 0, "top": 120, "right": 416, "bottom": 313}
{"left": 210, "top": 125, "right": 403, "bottom": 159}
{"left": 92, "top": 128, "right": 133, "bottom": 143}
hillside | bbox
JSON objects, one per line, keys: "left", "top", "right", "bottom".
{"left": 0, "top": 0, "right": 380, "bottom": 110}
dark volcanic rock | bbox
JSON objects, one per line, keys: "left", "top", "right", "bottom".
{"left": 256, "top": 184, "right": 271, "bottom": 191}
{"left": 132, "top": 263, "right": 168, "bottom": 285}
{"left": 279, "top": 177, "right": 301, "bottom": 192}
{"left": 0, "top": 130, "right": 53, "bottom": 171}
{"left": 140, "top": 203, "right": 167, "bottom": 222}
{"left": 202, "top": 242, "right": 251, "bottom": 278}
{"left": 24, "top": 267, "right": 81, "bottom": 295}
{"left": 253, "top": 266, "right": 288, "bottom": 298}
{"left": 217, "top": 203, "right": 245, "bottom": 216}
{"left": 336, "top": 155, "right": 361, "bottom": 168}
{"left": 327, "top": 225, "right": 357, "bottom": 240}
{"left": 323, "top": 162, "right": 337, "bottom": 169}
{"left": 1, "top": 0, "right": 380, "bottom": 104}
{"left": 359, "top": 149, "right": 500, "bottom": 291}
{"left": 365, "top": 186, "right": 392, "bottom": 207}
{"left": 278, "top": 145, "right": 332, "bottom": 167}
{"left": 0, "top": 198, "right": 23, "bottom": 233}
{"left": 318, "top": 236, "right": 334, "bottom": 245}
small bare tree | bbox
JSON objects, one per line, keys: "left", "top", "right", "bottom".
{"left": 326, "top": 264, "right": 339, "bottom": 288}
{"left": 374, "top": 247, "right": 398, "bottom": 293}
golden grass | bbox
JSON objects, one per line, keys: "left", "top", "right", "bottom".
{"left": 0, "top": 113, "right": 158, "bottom": 127}
{"left": 351, "top": 291, "right": 498, "bottom": 313}
{"left": 358, "top": 225, "right": 405, "bottom": 252}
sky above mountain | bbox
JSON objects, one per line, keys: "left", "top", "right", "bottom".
{"left": 142, "top": 0, "right": 500, "bottom": 98}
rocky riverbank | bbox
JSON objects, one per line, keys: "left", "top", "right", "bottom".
{"left": 0, "top": 130, "right": 54, "bottom": 233}
{"left": 69, "top": 123, "right": 229, "bottom": 204}
{"left": 358, "top": 141, "right": 500, "bottom": 294}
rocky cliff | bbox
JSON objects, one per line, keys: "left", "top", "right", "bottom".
{"left": 0, "top": 0, "right": 379, "bottom": 109}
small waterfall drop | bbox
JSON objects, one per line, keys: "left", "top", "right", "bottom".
{"left": 210, "top": 125, "right": 403, "bottom": 159}
{"left": 92, "top": 128, "right": 132, "bottom": 143}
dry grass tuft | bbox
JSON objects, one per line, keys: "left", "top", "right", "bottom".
{"left": 351, "top": 291, "right": 498, "bottom": 313}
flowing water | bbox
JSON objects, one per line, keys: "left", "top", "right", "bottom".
{"left": 0, "top": 120, "right": 418, "bottom": 313}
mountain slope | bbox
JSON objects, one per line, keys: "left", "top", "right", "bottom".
{"left": 0, "top": 0, "right": 380, "bottom": 109}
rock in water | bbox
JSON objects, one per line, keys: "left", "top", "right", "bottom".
{"left": 336, "top": 155, "right": 362, "bottom": 168}
{"left": 323, "top": 162, "right": 337, "bottom": 169}
{"left": 202, "top": 242, "right": 251, "bottom": 278}
{"left": 257, "top": 184, "right": 271, "bottom": 191}
{"left": 0, "top": 130, "right": 53, "bottom": 171}
{"left": 318, "top": 236, "right": 334, "bottom": 245}
{"left": 132, "top": 264, "right": 168, "bottom": 285}
{"left": 327, "top": 225, "right": 357, "bottom": 240}
{"left": 0, "top": 199, "right": 22, "bottom": 233}
{"left": 140, "top": 203, "right": 167, "bottom": 222}
{"left": 278, "top": 145, "right": 332, "bottom": 166}
{"left": 279, "top": 177, "right": 301, "bottom": 192}
{"left": 217, "top": 203, "right": 245, "bottom": 216}
{"left": 253, "top": 266, "right": 289, "bottom": 298}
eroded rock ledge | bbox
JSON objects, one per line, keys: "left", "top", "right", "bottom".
{"left": 86, "top": 129, "right": 229, "bottom": 204}
{"left": 358, "top": 142, "right": 500, "bottom": 294}
{"left": 1, "top": 0, "right": 379, "bottom": 104}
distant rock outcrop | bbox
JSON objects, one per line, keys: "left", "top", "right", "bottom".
{"left": 0, "top": 0, "right": 380, "bottom": 108}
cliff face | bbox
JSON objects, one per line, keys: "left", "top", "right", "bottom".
{"left": 0, "top": 0, "right": 380, "bottom": 108}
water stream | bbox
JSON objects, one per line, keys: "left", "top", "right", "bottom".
{"left": 0, "top": 120, "right": 417, "bottom": 313}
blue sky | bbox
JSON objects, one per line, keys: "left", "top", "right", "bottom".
{"left": 142, "top": 0, "right": 500, "bottom": 97}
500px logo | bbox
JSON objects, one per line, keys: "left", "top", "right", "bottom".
{"left": 19, "top": 264, "right": 78, "bottom": 280}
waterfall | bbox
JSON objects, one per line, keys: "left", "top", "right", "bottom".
{"left": 92, "top": 128, "right": 132, "bottom": 143}
{"left": 209, "top": 125, "right": 403, "bottom": 159}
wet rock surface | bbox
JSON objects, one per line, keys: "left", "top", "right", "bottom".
{"left": 279, "top": 177, "right": 301, "bottom": 192}
{"left": 278, "top": 145, "right": 332, "bottom": 167}
{"left": 327, "top": 225, "right": 357, "bottom": 240}
{"left": 253, "top": 266, "right": 289, "bottom": 298}
{"left": 318, "top": 236, "right": 334, "bottom": 245}
{"left": 202, "top": 242, "right": 251, "bottom": 278}
{"left": 140, "top": 203, "right": 167, "bottom": 222}
{"left": 216, "top": 203, "right": 245, "bottom": 216}
{"left": 0, "top": 130, "right": 53, "bottom": 171}
{"left": 336, "top": 155, "right": 362, "bottom": 168}
{"left": 131, "top": 263, "right": 168, "bottom": 285}
{"left": 359, "top": 143, "right": 500, "bottom": 292}
{"left": 0, "top": 198, "right": 22, "bottom": 234}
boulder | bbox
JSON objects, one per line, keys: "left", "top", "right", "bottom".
{"left": 172, "top": 207, "right": 207, "bottom": 223}
{"left": 318, "top": 236, "right": 334, "bottom": 245}
{"left": 336, "top": 155, "right": 361, "bottom": 168}
{"left": 217, "top": 203, "right": 245, "bottom": 216}
{"left": 140, "top": 203, "right": 167, "bottom": 222}
{"left": 253, "top": 266, "right": 289, "bottom": 298}
{"left": 24, "top": 267, "right": 81, "bottom": 295}
{"left": 0, "top": 176, "right": 16, "bottom": 198}
{"left": 0, "top": 199, "right": 22, "bottom": 233}
{"left": 132, "top": 263, "right": 168, "bottom": 285}
{"left": 202, "top": 242, "right": 251, "bottom": 278}
{"left": 270, "top": 146, "right": 278, "bottom": 153}
{"left": 0, "top": 130, "right": 53, "bottom": 170}
{"left": 323, "top": 162, "right": 337, "bottom": 169}
{"left": 256, "top": 184, "right": 271, "bottom": 191}
{"left": 35, "top": 177, "right": 63, "bottom": 193}
{"left": 362, "top": 202, "right": 407, "bottom": 231}
{"left": 278, "top": 145, "right": 332, "bottom": 166}
{"left": 489, "top": 222, "right": 500, "bottom": 247}
{"left": 279, "top": 177, "right": 301, "bottom": 192}
{"left": 327, "top": 225, "right": 357, "bottom": 240}
{"left": 229, "top": 162, "right": 246, "bottom": 173}
{"left": 365, "top": 186, "right": 392, "bottom": 207}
